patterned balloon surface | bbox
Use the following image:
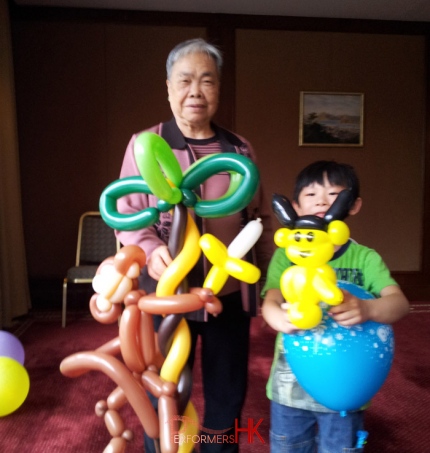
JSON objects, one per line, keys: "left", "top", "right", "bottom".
{"left": 283, "top": 281, "right": 395, "bottom": 413}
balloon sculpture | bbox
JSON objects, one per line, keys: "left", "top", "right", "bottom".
{"left": 60, "top": 132, "right": 263, "bottom": 453}
{"left": 0, "top": 331, "right": 30, "bottom": 417}
{"left": 283, "top": 281, "right": 394, "bottom": 414}
{"left": 272, "top": 192, "right": 395, "bottom": 415}
{"left": 272, "top": 190, "right": 353, "bottom": 329}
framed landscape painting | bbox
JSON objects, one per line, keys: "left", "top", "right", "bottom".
{"left": 299, "top": 92, "right": 364, "bottom": 147}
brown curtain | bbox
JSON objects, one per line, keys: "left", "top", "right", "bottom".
{"left": 0, "top": 0, "right": 31, "bottom": 328}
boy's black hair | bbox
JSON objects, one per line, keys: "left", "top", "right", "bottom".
{"left": 293, "top": 160, "right": 360, "bottom": 204}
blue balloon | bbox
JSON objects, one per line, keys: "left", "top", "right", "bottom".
{"left": 283, "top": 281, "right": 394, "bottom": 414}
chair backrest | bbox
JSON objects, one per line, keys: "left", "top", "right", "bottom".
{"left": 75, "top": 211, "right": 119, "bottom": 266}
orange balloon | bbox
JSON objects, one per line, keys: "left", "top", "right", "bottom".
{"left": 60, "top": 351, "right": 159, "bottom": 439}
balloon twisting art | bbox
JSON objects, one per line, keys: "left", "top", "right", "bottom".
{"left": 60, "top": 132, "right": 263, "bottom": 453}
{"left": 271, "top": 191, "right": 395, "bottom": 415}
{"left": 272, "top": 190, "right": 353, "bottom": 330}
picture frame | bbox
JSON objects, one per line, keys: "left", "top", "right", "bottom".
{"left": 299, "top": 92, "right": 364, "bottom": 147}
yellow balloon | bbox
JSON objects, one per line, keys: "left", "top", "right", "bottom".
{"left": 225, "top": 257, "right": 261, "bottom": 284}
{"left": 327, "top": 220, "right": 350, "bottom": 246}
{"left": 280, "top": 266, "right": 312, "bottom": 304}
{"left": 275, "top": 216, "right": 350, "bottom": 329}
{"left": 313, "top": 270, "right": 343, "bottom": 305}
{"left": 203, "top": 266, "right": 228, "bottom": 295}
{"left": 287, "top": 302, "right": 323, "bottom": 330}
{"left": 199, "top": 234, "right": 227, "bottom": 267}
{"left": 281, "top": 264, "right": 343, "bottom": 329}
{"left": 178, "top": 400, "right": 200, "bottom": 453}
{"left": 274, "top": 227, "right": 291, "bottom": 248}
{"left": 157, "top": 213, "right": 201, "bottom": 297}
{"left": 160, "top": 318, "right": 191, "bottom": 384}
{"left": 200, "top": 234, "right": 229, "bottom": 294}
{"left": 0, "top": 357, "right": 30, "bottom": 416}
{"left": 200, "top": 233, "right": 261, "bottom": 294}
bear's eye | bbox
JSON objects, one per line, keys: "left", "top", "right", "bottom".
{"left": 306, "top": 232, "right": 314, "bottom": 242}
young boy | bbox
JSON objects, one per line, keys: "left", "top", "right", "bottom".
{"left": 261, "top": 160, "right": 410, "bottom": 453}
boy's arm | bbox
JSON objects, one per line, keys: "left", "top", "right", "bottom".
{"left": 329, "top": 284, "right": 410, "bottom": 326}
{"left": 261, "top": 289, "right": 300, "bottom": 334}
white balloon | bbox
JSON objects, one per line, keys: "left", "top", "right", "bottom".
{"left": 227, "top": 218, "right": 263, "bottom": 258}
{"left": 92, "top": 273, "right": 107, "bottom": 294}
{"left": 96, "top": 294, "right": 112, "bottom": 312}
{"left": 92, "top": 265, "right": 123, "bottom": 299}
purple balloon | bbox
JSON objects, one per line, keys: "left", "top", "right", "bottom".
{"left": 0, "top": 331, "right": 25, "bottom": 365}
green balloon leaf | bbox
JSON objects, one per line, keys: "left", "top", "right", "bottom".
{"left": 182, "top": 153, "right": 259, "bottom": 218}
{"left": 99, "top": 176, "right": 160, "bottom": 230}
{"left": 134, "top": 132, "right": 183, "bottom": 204}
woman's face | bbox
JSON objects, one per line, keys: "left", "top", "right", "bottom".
{"left": 167, "top": 52, "right": 220, "bottom": 134}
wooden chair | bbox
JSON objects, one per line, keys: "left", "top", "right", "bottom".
{"left": 62, "top": 211, "right": 119, "bottom": 327}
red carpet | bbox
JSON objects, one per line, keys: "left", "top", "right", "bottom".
{"left": 364, "top": 305, "right": 430, "bottom": 453}
{"left": 0, "top": 306, "right": 428, "bottom": 452}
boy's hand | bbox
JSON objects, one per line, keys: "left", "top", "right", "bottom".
{"left": 261, "top": 289, "right": 301, "bottom": 334}
{"left": 280, "top": 303, "right": 302, "bottom": 334}
{"left": 328, "top": 289, "right": 371, "bottom": 326}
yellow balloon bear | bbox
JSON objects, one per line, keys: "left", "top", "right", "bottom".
{"left": 272, "top": 190, "right": 353, "bottom": 329}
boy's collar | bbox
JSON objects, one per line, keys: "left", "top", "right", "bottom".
{"left": 331, "top": 240, "right": 352, "bottom": 260}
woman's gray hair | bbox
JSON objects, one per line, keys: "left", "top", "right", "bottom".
{"left": 166, "top": 38, "right": 223, "bottom": 80}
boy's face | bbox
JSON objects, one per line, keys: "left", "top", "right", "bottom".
{"left": 293, "top": 175, "right": 349, "bottom": 218}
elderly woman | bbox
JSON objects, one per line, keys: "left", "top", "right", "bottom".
{"left": 117, "top": 38, "right": 273, "bottom": 453}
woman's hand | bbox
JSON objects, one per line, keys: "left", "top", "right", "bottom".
{"left": 147, "top": 245, "right": 173, "bottom": 280}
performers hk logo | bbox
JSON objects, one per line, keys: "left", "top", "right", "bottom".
{"left": 171, "top": 416, "right": 265, "bottom": 446}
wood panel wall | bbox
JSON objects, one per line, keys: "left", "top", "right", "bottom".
{"left": 9, "top": 4, "right": 430, "bottom": 302}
